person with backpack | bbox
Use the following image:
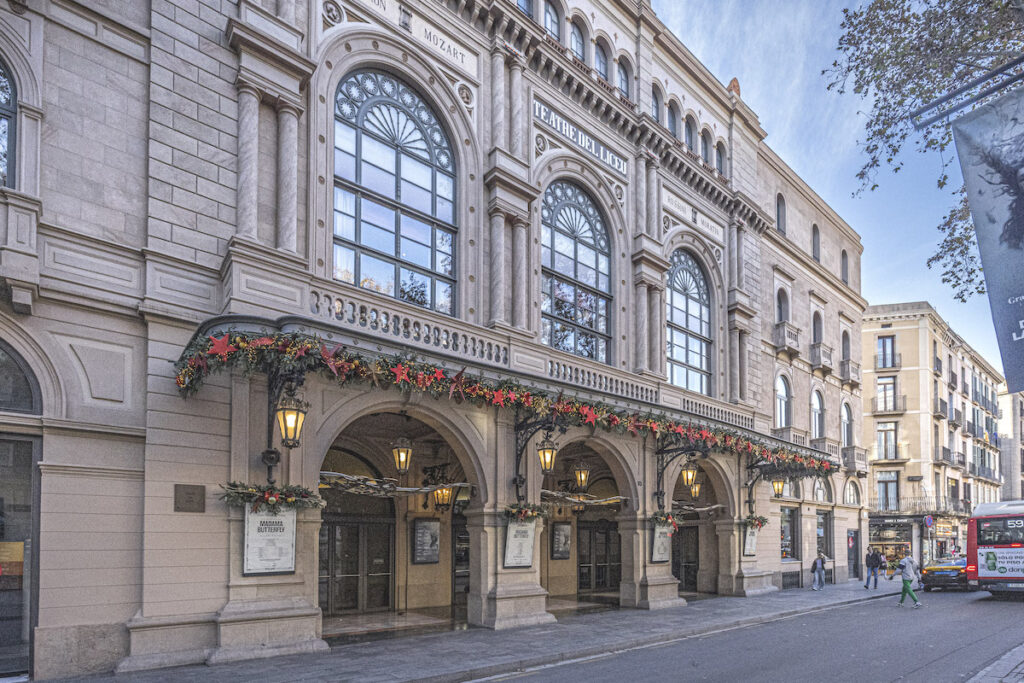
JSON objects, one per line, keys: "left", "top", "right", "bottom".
{"left": 890, "top": 550, "right": 922, "bottom": 608}
{"left": 864, "top": 548, "right": 882, "bottom": 589}
{"left": 810, "top": 552, "right": 827, "bottom": 590}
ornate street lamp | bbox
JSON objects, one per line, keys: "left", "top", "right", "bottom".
{"left": 680, "top": 460, "right": 698, "bottom": 487}
{"left": 771, "top": 476, "right": 787, "bottom": 498}
{"left": 275, "top": 389, "right": 308, "bottom": 449}
{"left": 537, "top": 436, "right": 558, "bottom": 475}
{"left": 690, "top": 472, "right": 704, "bottom": 500}
{"left": 572, "top": 460, "right": 591, "bottom": 491}
{"left": 392, "top": 437, "right": 413, "bottom": 475}
{"left": 571, "top": 497, "right": 586, "bottom": 516}
{"left": 433, "top": 485, "right": 454, "bottom": 512}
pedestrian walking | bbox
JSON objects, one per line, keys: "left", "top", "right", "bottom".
{"left": 810, "top": 552, "right": 826, "bottom": 590}
{"left": 890, "top": 551, "right": 922, "bottom": 608}
{"left": 864, "top": 548, "right": 881, "bottom": 589}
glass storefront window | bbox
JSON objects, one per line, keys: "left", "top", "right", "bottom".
{"left": 816, "top": 510, "right": 832, "bottom": 558}
{"left": 0, "top": 438, "right": 34, "bottom": 675}
{"left": 780, "top": 507, "right": 798, "bottom": 559}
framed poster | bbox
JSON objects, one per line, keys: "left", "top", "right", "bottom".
{"left": 550, "top": 521, "right": 571, "bottom": 560}
{"left": 651, "top": 524, "right": 672, "bottom": 563}
{"left": 412, "top": 518, "right": 441, "bottom": 564}
{"left": 504, "top": 520, "right": 536, "bottom": 568}
{"left": 743, "top": 527, "right": 758, "bottom": 557}
{"left": 243, "top": 507, "right": 296, "bottom": 576}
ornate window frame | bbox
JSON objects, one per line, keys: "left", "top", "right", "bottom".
{"left": 665, "top": 249, "right": 712, "bottom": 396}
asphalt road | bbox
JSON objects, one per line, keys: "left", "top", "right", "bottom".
{"left": 485, "top": 590, "right": 1024, "bottom": 683}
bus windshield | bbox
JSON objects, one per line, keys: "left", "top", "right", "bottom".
{"left": 977, "top": 517, "right": 1024, "bottom": 545}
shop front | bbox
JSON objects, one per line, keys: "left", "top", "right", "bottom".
{"left": 869, "top": 520, "right": 914, "bottom": 570}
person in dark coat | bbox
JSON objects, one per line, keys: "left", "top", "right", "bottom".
{"left": 864, "top": 548, "right": 882, "bottom": 589}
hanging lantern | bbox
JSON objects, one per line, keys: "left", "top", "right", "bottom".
{"left": 537, "top": 437, "right": 558, "bottom": 475}
{"left": 275, "top": 391, "right": 308, "bottom": 449}
{"left": 571, "top": 497, "right": 586, "bottom": 515}
{"left": 771, "top": 476, "right": 787, "bottom": 498}
{"left": 690, "top": 472, "right": 704, "bottom": 499}
{"left": 680, "top": 460, "right": 698, "bottom": 487}
{"left": 433, "top": 485, "right": 454, "bottom": 511}
{"left": 572, "top": 461, "right": 591, "bottom": 491}
{"left": 392, "top": 437, "right": 413, "bottom": 475}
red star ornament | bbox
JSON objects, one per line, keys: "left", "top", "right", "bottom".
{"left": 433, "top": 368, "right": 445, "bottom": 382}
{"left": 391, "top": 363, "right": 410, "bottom": 384}
{"left": 491, "top": 389, "right": 505, "bottom": 406}
{"left": 207, "top": 334, "right": 237, "bottom": 361}
{"left": 581, "top": 405, "right": 597, "bottom": 425}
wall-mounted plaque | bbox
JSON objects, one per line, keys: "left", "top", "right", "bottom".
{"left": 504, "top": 520, "right": 536, "bottom": 568}
{"left": 550, "top": 521, "right": 571, "bottom": 560}
{"left": 243, "top": 507, "right": 296, "bottom": 576}
{"left": 743, "top": 527, "right": 758, "bottom": 557}
{"left": 651, "top": 525, "right": 672, "bottom": 563}
{"left": 174, "top": 484, "right": 205, "bottom": 513}
{"left": 412, "top": 518, "right": 441, "bottom": 564}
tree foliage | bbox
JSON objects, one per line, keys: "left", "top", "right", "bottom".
{"left": 824, "top": 0, "right": 1024, "bottom": 301}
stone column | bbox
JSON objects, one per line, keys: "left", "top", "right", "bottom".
{"left": 634, "top": 155, "right": 646, "bottom": 238}
{"left": 512, "top": 215, "right": 529, "bottom": 329}
{"left": 509, "top": 57, "right": 525, "bottom": 158}
{"left": 634, "top": 282, "right": 648, "bottom": 372}
{"left": 646, "top": 158, "right": 659, "bottom": 237}
{"left": 236, "top": 83, "right": 260, "bottom": 240}
{"left": 490, "top": 48, "right": 507, "bottom": 151}
{"left": 647, "top": 285, "right": 662, "bottom": 375}
{"left": 734, "top": 222, "right": 745, "bottom": 291}
{"left": 276, "top": 102, "right": 299, "bottom": 253}
{"left": 727, "top": 220, "right": 738, "bottom": 289}
{"left": 489, "top": 208, "right": 508, "bottom": 326}
{"left": 738, "top": 330, "right": 748, "bottom": 401}
{"left": 728, "top": 327, "right": 740, "bottom": 403}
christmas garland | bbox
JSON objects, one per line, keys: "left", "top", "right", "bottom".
{"left": 220, "top": 482, "right": 326, "bottom": 514}
{"left": 650, "top": 510, "right": 679, "bottom": 532}
{"left": 504, "top": 503, "right": 547, "bottom": 521}
{"left": 175, "top": 330, "right": 835, "bottom": 476}
{"left": 744, "top": 514, "right": 770, "bottom": 530}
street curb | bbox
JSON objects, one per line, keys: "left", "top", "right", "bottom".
{"left": 415, "top": 589, "right": 900, "bottom": 683}
{"left": 968, "top": 639, "right": 1024, "bottom": 682}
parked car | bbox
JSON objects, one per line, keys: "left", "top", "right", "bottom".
{"left": 921, "top": 557, "right": 968, "bottom": 591}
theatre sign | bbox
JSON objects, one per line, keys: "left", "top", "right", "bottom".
{"left": 533, "top": 98, "right": 628, "bottom": 177}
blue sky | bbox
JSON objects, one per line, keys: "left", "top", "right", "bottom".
{"left": 652, "top": 0, "right": 1004, "bottom": 375}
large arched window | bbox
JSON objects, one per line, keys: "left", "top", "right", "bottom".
{"left": 844, "top": 480, "right": 860, "bottom": 505}
{"left": 333, "top": 70, "right": 456, "bottom": 315}
{"left": 813, "top": 478, "right": 832, "bottom": 503}
{"left": 684, "top": 116, "right": 696, "bottom": 150}
{"left": 811, "top": 390, "right": 824, "bottom": 439}
{"left": 812, "top": 311, "right": 823, "bottom": 344}
{"left": 841, "top": 330, "right": 851, "bottom": 361}
{"left": 841, "top": 402, "right": 853, "bottom": 447}
{"left": 667, "top": 103, "right": 679, "bottom": 138}
{"left": 841, "top": 249, "right": 849, "bottom": 284}
{"left": 569, "top": 21, "right": 585, "bottom": 61}
{"left": 517, "top": 0, "right": 532, "bottom": 17}
{"left": 651, "top": 87, "right": 661, "bottom": 123}
{"left": 776, "top": 288, "right": 789, "bottom": 323}
{"left": 617, "top": 59, "right": 631, "bottom": 99}
{"left": 0, "top": 340, "right": 40, "bottom": 414}
{"left": 700, "top": 130, "right": 712, "bottom": 163}
{"left": 540, "top": 180, "right": 611, "bottom": 363}
{"left": 0, "top": 60, "right": 16, "bottom": 188}
{"left": 775, "top": 375, "right": 791, "bottom": 429}
{"left": 812, "top": 224, "right": 820, "bottom": 262}
{"left": 544, "top": 1, "right": 560, "bottom": 41}
{"left": 666, "top": 249, "right": 711, "bottom": 395}
{"left": 776, "top": 194, "right": 787, "bottom": 234}
{"left": 595, "top": 42, "right": 609, "bottom": 81}
{"left": 715, "top": 142, "right": 725, "bottom": 175}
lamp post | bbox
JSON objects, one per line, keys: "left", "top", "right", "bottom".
{"left": 513, "top": 409, "right": 567, "bottom": 503}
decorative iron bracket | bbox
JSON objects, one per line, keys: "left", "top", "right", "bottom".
{"left": 653, "top": 434, "right": 710, "bottom": 511}
{"left": 512, "top": 408, "right": 568, "bottom": 504}
{"left": 262, "top": 366, "right": 307, "bottom": 486}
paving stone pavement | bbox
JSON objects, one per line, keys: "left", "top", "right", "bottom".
{"left": 60, "top": 580, "right": 902, "bottom": 683}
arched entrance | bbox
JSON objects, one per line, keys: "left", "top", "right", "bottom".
{"left": 317, "top": 411, "right": 476, "bottom": 637}
{"left": 539, "top": 442, "right": 625, "bottom": 611}
{"left": 669, "top": 460, "right": 726, "bottom": 595}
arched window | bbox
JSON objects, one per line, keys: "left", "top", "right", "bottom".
{"left": 811, "top": 390, "right": 824, "bottom": 439}
{"left": 812, "top": 311, "right": 823, "bottom": 344}
{"left": 333, "top": 70, "right": 456, "bottom": 315}
{"left": 715, "top": 142, "right": 725, "bottom": 175}
{"left": 775, "top": 375, "right": 791, "bottom": 429}
{"left": 570, "top": 22, "right": 585, "bottom": 61}
{"left": 651, "top": 88, "right": 661, "bottom": 123}
{"left": 0, "top": 61, "right": 16, "bottom": 188}
{"left": 841, "top": 330, "right": 850, "bottom": 361}
{"left": 540, "top": 180, "right": 611, "bottom": 363}
{"left": 617, "top": 59, "right": 631, "bottom": 99}
{"left": 544, "top": 1, "right": 560, "bottom": 41}
{"left": 0, "top": 340, "right": 40, "bottom": 414}
{"left": 776, "top": 194, "right": 786, "bottom": 234}
{"left": 776, "top": 288, "right": 789, "bottom": 323}
{"left": 813, "top": 478, "right": 832, "bottom": 503}
{"left": 517, "top": 0, "right": 532, "bottom": 17}
{"left": 700, "top": 130, "right": 711, "bottom": 163}
{"left": 684, "top": 116, "right": 696, "bottom": 150}
{"left": 844, "top": 480, "right": 860, "bottom": 505}
{"left": 841, "top": 249, "right": 849, "bottom": 284}
{"left": 667, "top": 103, "right": 679, "bottom": 138}
{"left": 841, "top": 402, "right": 853, "bottom": 447}
{"left": 812, "top": 224, "right": 820, "bottom": 262}
{"left": 595, "top": 43, "right": 609, "bottom": 81}
{"left": 666, "top": 249, "right": 711, "bottom": 395}
{"left": 781, "top": 479, "right": 800, "bottom": 498}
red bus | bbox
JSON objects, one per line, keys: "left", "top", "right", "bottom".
{"left": 966, "top": 500, "right": 1024, "bottom": 596}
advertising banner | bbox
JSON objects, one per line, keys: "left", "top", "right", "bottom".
{"left": 977, "top": 547, "right": 1024, "bottom": 579}
{"left": 952, "top": 88, "right": 1024, "bottom": 392}
{"left": 243, "top": 507, "right": 296, "bottom": 576}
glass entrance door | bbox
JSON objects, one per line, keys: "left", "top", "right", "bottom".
{"left": 318, "top": 521, "right": 393, "bottom": 615}
{"left": 847, "top": 529, "right": 860, "bottom": 579}
{"left": 0, "top": 437, "right": 36, "bottom": 676}
{"left": 577, "top": 521, "right": 620, "bottom": 593}
{"left": 451, "top": 514, "right": 469, "bottom": 608}
{"left": 671, "top": 526, "right": 699, "bottom": 591}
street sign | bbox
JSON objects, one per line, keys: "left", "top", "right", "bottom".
{"left": 924, "top": 515, "right": 934, "bottom": 528}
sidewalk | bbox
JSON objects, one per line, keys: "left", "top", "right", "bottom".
{"left": 66, "top": 579, "right": 901, "bottom": 683}
{"left": 970, "top": 640, "right": 1024, "bottom": 683}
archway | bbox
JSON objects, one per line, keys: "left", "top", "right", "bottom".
{"left": 668, "top": 458, "right": 730, "bottom": 596}
{"left": 317, "top": 411, "right": 477, "bottom": 637}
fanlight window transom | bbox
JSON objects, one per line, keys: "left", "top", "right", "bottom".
{"left": 332, "top": 70, "right": 456, "bottom": 315}
{"left": 540, "top": 180, "right": 612, "bottom": 363}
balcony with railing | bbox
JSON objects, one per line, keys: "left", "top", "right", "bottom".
{"left": 954, "top": 451, "right": 966, "bottom": 469}
{"left": 842, "top": 446, "right": 867, "bottom": 473}
{"left": 809, "top": 437, "right": 840, "bottom": 458}
{"left": 771, "top": 426, "right": 808, "bottom": 446}
{"left": 839, "top": 358, "right": 861, "bottom": 387}
{"left": 874, "top": 353, "right": 901, "bottom": 371}
{"left": 871, "top": 395, "right": 907, "bottom": 415}
{"left": 949, "top": 409, "right": 963, "bottom": 428}
{"left": 936, "top": 446, "right": 952, "bottom": 464}
{"left": 869, "top": 495, "right": 972, "bottom": 516}
{"left": 948, "top": 370, "right": 958, "bottom": 390}
{"left": 810, "top": 342, "right": 834, "bottom": 375}
{"left": 773, "top": 321, "right": 801, "bottom": 357}
{"left": 932, "top": 397, "right": 947, "bottom": 419}
{"left": 933, "top": 356, "right": 942, "bottom": 376}
{"left": 976, "top": 465, "right": 1001, "bottom": 482}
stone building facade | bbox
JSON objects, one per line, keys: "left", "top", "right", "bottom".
{"left": 0, "top": 0, "right": 867, "bottom": 678}
{"left": 998, "top": 388, "right": 1023, "bottom": 501}
{"left": 861, "top": 302, "right": 1004, "bottom": 565}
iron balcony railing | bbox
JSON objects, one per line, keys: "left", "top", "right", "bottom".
{"left": 948, "top": 371, "right": 958, "bottom": 390}
{"left": 933, "top": 397, "right": 947, "bottom": 418}
{"left": 874, "top": 353, "right": 902, "bottom": 371}
{"left": 933, "top": 357, "right": 942, "bottom": 375}
{"left": 938, "top": 446, "right": 952, "bottom": 464}
{"left": 869, "top": 496, "right": 973, "bottom": 515}
{"left": 954, "top": 451, "right": 966, "bottom": 468}
{"left": 872, "top": 395, "right": 907, "bottom": 415}
{"left": 949, "top": 409, "right": 963, "bottom": 428}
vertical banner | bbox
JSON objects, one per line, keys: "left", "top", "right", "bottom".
{"left": 953, "top": 89, "right": 1024, "bottom": 392}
